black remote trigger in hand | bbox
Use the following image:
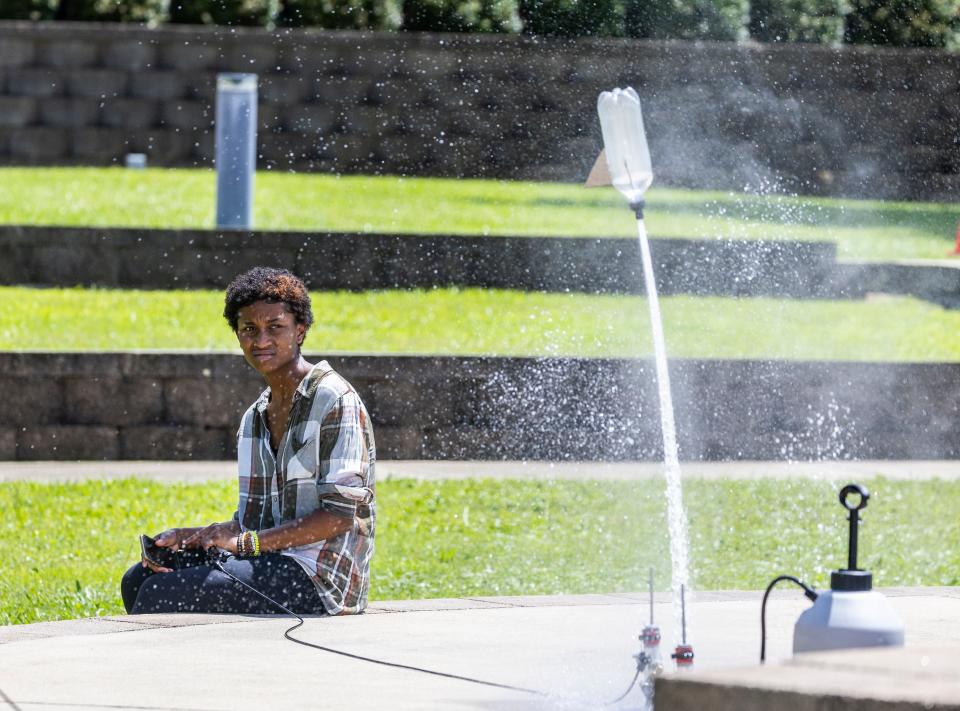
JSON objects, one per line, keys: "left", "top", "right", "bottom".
{"left": 140, "top": 534, "right": 177, "bottom": 569}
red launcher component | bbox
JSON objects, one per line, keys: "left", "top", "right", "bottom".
{"left": 672, "top": 644, "right": 695, "bottom": 668}
{"left": 640, "top": 625, "right": 661, "bottom": 647}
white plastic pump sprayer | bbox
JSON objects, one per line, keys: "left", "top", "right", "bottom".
{"left": 596, "top": 87, "right": 653, "bottom": 212}
{"left": 793, "top": 484, "right": 904, "bottom": 654}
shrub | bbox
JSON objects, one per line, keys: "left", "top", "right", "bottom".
{"left": 844, "top": 0, "right": 960, "bottom": 48}
{"left": 167, "top": 0, "right": 277, "bottom": 25}
{"left": 277, "top": 0, "right": 402, "bottom": 29}
{"left": 749, "top": 0, "right": 845, "bottom": 43}
{"left": 0, "top": 0, "right": 57, "bottom": 20}
{"left": 49, "top": 0, "right": 166, "bottom": 21}
{"left": 624, "top": 0, "right": 750, "bottom": 40}
{"left": 401, "top": 0, "right": 521, "bottom": 32}
{"left": 49, "top": 0, "right": 98, "bottom": 19}
{"left": 519, "top": 0, "right": 623, "bottom": 37}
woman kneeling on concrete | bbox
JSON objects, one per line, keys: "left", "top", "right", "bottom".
{"left": 121, "top": 267, "right": 376, "bottom": 616}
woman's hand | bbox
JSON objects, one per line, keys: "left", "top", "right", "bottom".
{"left": 182, "top": 521, "right": 240, "bottom": 555}
{"left": 141, "top": 557, "right": 174, "bottom": 574}
{"left": 153, "top": 528, "right": 187, "bottom": 550}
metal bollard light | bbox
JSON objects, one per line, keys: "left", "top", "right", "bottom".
{"left": 215, "top": 73, "right": 258, "bottom": 229}
{"left": 125, "top": 153, "right": 147, "bottom": 169}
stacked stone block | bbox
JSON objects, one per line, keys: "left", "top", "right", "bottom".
{"left": 0, "top": 22, "right": 957, "bottom": 199}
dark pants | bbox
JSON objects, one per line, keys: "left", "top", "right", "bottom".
{"left": 121, "top": 550, "right": 327, "bottom": 615}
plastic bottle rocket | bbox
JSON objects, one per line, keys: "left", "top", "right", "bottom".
{"left": 590, "top": 87, "right": 653, "bottom": 214}
{"left": 793, "top": 483, "right": 905, "bottom": 653}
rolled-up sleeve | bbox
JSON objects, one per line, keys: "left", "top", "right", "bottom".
{"left": 317, "top": 392, "right": 373, "bottom": 518}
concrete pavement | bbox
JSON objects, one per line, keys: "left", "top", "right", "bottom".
{"left": 2, "top": 459, "right": 960, "bottom": 482}
{"left": 1, "top": 588, "right": 958, "bottom": 710}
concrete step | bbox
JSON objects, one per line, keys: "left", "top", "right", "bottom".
{"left": 657, "top": 644, "right": 960, "bottom": 710}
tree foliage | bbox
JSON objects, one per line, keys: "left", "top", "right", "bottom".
{"left": 624, "top": 0, "right": 750, "bottom": 40}
{"left": 46, "top": 0, "right": 166, "bottom": 21}
{"left": 277, "top": 0, "right": 402, "bottom": 29}
{"left": 401, "top": 0, "right": 521, "bottom": 32}
{"left": 167, "top": 0, "right": 277, "bottom": 25}
{"left": 0, "top": 0, "right": 57, "bottom": 20}
{"left": 6, "top": 0, "right": 960, "bottom": 49}
{"left": 519, "top": 0, "right": 623, "bottom": 37}
{"left": 749, "top": 0, "right": 846, "bottom": 43}
{"left": 844, "top": 0, "right": 960, "bottom": 48}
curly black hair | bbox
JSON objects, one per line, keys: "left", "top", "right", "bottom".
{"left": 223, "top": 267, "right": 314, "bottom": 333}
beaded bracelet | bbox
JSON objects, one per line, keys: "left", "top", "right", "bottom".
{"left": 234, "top": 530, "right": 260, "bottom": 558}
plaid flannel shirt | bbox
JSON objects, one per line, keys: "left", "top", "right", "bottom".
{"left": 235, "top": 360, "right": 376, "bottom": 615}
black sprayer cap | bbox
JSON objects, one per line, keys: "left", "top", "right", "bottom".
{"left": 831, "top": 483, "right": 872, "bottom": 592}
{"left": 831, "top": 569, "right": 873, "bottom": 591}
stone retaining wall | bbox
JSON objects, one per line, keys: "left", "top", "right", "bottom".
{"left": 0, "top": 225, "right": 840, "bottom": 297}
{"left": 3, "top": 352, "right": 957, "bottom": 461}
{"left": 6, "top": 225, "right": 960, "bottom": 303}
{"left": 0, "top": 22, "right": 958, "bottom": 200}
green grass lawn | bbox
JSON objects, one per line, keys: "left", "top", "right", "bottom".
{"left": 3, "top": 286, "right": 960, "bottom": 361}
{"left": 2, "top": 477, "right": 956, "bottom": 625}
{"left": 0, "top": 168, "right": 957, "bottom": 261}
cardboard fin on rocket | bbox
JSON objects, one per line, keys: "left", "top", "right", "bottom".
{"left": 584, "top": 149, "right": 612, "bottom": 188}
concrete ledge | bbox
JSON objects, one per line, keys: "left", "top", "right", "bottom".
{"left": 657, "top": 645, "right": 960, "bottom": 710}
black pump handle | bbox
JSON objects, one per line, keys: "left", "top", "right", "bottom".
{"left": 839, "top": 483, "right": 869, "bottom": 571}
{"left": 839, "top": 484, "right": 869, "bottom": 512}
